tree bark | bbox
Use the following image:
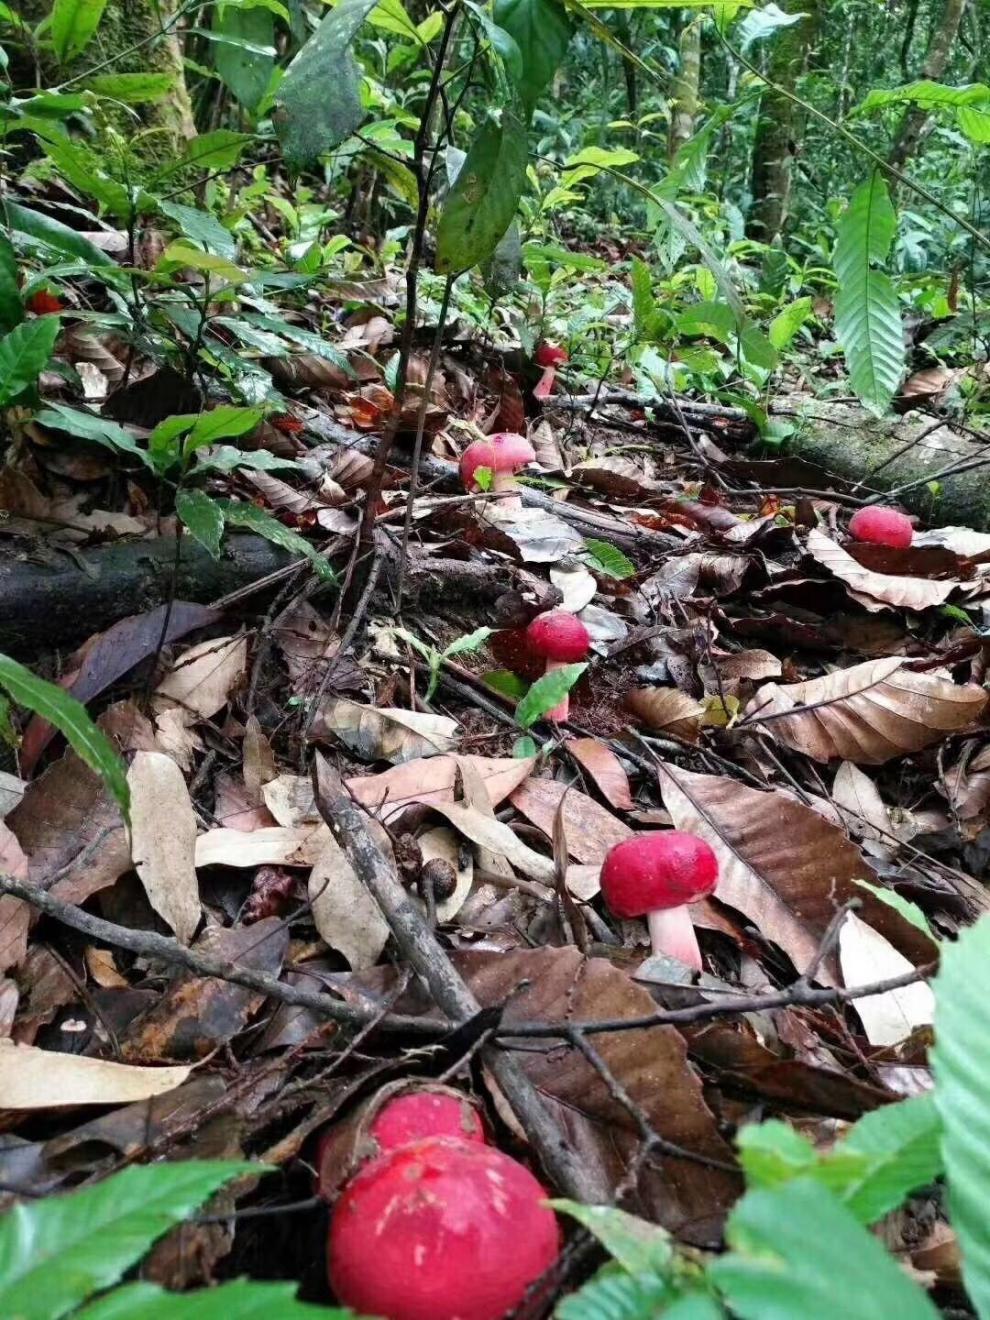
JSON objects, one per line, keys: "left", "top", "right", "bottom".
{"left": 889, "top": 0, "right": 968, "bottom": 170}
{"left": 668, "top": 15, "right": 703, "bottom": 159}
{"left": 747, "top": 4, "right": 817, "bottom": 242}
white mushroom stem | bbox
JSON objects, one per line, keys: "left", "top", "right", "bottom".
{"left": 543, "top": 659, "right": 572, "bottom": 723}
{"left": 647, "top": 904, "right": 703, "bottom": 970}
{"left": 492, "top": 467, "right": 523, "bottom": 511}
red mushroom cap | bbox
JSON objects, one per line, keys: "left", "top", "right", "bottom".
{"left": 328, "top": 1136, "right": 560, "bottom": 1320}
{"left": 847, "top": 506, "right": 913, "bottom": 549}
{"left": 490, "top": 431, "right": 536, "bottom": 474}
{"left": 525, "top": 611, "right": 591, "bottom": 663}
{"left": 600, "top": 832, "right": 718, "bottom": 919}
{"left": 536, "top": 343, "right": 568, "bottom": 367}
{"left": 459, "top": 439, "right": 496, "bottom": 491}
{"left": 370, "top": 1091, "right": 487, "bottom": 1153}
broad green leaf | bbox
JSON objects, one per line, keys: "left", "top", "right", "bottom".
{"left": 483, "top": 669, "right": 529, "bottom": 699}
{"left": 443, "top": 627, "right": 494, "bottom": 659}
{"left": 768, "top": 295, "right": 813, "bottom": 350}
{"left": 523, "top": 242, "right": 607, "bottom": 273}
{"left": 0, "top": 1162, "right": 252, "bottom": 1320}
{"left": 957, "top": 104, "right": 990, "bottom": 143}
{"left": 551, "top": 1202, "right": 672, "bottom": 1275}
{"left": 148, "top": 414, "right": 197, "bottom": 471}
{"left": 483, "top": 218, "right": 523, "bottom": 296}
{"left": 176, "top": 489, "right": 225, "bottom": 558}
{"left": 436, "top": 108, "right": 529, "bottom": 274}
{"left": 36, "top": 134, "right": 137, "bottom": 216}
{"left": 50, "top": 0, "right": 107, "bottom": 61}
{"left": 630, "top": 258, "right": 659, "bottom": 341}
{"left": 1, "top": 201, "right": 115, "bottom": 267}
{"left": 677, "top": 299, "right": 736, "bottom": 343}
{"left": 711, "top": 1180, "right": 939, "bottom": 1320}
{"left": 214, "top": 2, "right": 274, "bottom": 110}
{"left": 555, "top": 1264, "right": 676, "bottom": 1320}
{"left": 933, "top": 915, "right": 990, "bottom": 1318}
{"left": 492, "top": 0, "right": 574, "bottom": 116}
{"left": 185, "top": 404, "right": 264, "bottom": 454}
{"left": 155, "top": 131, "right": 254, "bottom": 181}
{"left": 158, "top": 242, "right": 245, "bottom": 284}
{"left": 0, "top": 316, "right": 59, "bottom": 406}
{"left": 275, "top": 0, "right": 379, "bottom": 166}
{"left": 87, "top": 71, "right": 175, "bottom": 103}
{"left": 218, "top": 501, "right": 335, "bottom": 581}
{"left": 837, "top": 1094, "right": 943, "bottom": 1224}
{"left": 737, "top": 1121, "right": 819, "bottom": 1190}
{"left": 738, "top": 319, "right": 778, "bottom": 371}
{"left": 833, "top": 175, "right": 904, "bottom": 415}
{"left": 577, "top": 0, "right": 753, "bottom": 7}
{"left": 158, "top": 201, "right": 237, "bottom": 260}
{"left": 855, "top": 879, "right": 933, "bottom": 937}
{"left": 195, "top": 445, "right": 301, "bottom": 475}
{"left": 368, "top": 0, "right": 421, "bottom": 41}
{"left": 582, "top": 538, "right": 635, "bottom": 579}
{"left": 0, "top": 232, "right": 22, "bottom": 333}
{"left": 76, "top": 1278, "right": 354, "bottom": 1318}
{"left": 856, "top": 79, "right": 990, "bottom": 115}
{"left": 34, "top": 403, "right": 153, "bottom": 469}
{"left": 515, "top": 662, "right": 586, "bottom": 728}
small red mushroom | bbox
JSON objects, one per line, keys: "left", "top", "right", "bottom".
{"left": 25, "top": 289, "right": 63, "bottom": 315}
{"left": 847, "top": 506, "right": 913, "bottom": 549}
{"left": 370, "top": 1090, "right": 487, "bottom": 1153}
{"left": 459, "top": 438, "right": 496, "bottom": 493}
{"left": 488, "top": 432, "right": 536, "bottom": 510}
{"left": 525, "top": 610, "right": 591, "bottom": 723}
{"left": 533, "top": 343, "right": 568, "bottom": 400}
{"left": 600, "top": 832, "right": 719, "bottom": 970}
{"left": 328, "top": 1136, "right": 560, "bottom": 1320}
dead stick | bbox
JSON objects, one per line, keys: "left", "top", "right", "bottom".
{"left": 312, "top": 754, "right": 610, "bottom": 1204}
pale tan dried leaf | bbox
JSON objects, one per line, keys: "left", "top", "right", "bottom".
{"left": 639, "top": 557, "right": 701, "bottom": 606}
{"left": 154, "top": 635, "right": 248, "bottom": 720}
{"left": 418, "top": 826, "right": 473, "bottom": 921}
{"left": 262, "top": 774, "right": 318, "bottom": 827}
{"left": 509, "top": 777, "right": 631, "bottom": 864}
{"left": 566, "top": 738, "right": 634, "bottom": 811}
{"left": 626, "top": 687, "right": 705, "bottom": 742}
{"left": 898, "top": 366, "right": 958, "bottom": 406}
{"left": 0, "top": 772, "right": 25, "bottom": 818}
{"left": 85, "top": 946, "right": 128, "bottom": 989}
{"left": 0, "top": 822, "right": 29, "bottom": 973}
{"left": 839, "top": 912, "right": 935, "bottom": 1046}
{"left": 243, "top": 715, "right": 277, "bottom": 804}
{"left": 61, "top": 328, "right": 125, "bottom": 385}
{"left": 943, "top": 742, "right": 990, "bottom": 835}
{"left": 0, "top": 1041, "right": 190, "bottom": 1108}
{"left": 807, "top": 527, "right": 959, "bottom": 612}
{"left": 425, "top": 802, "right": 554, "bottom": 882}
{"left": 482, "top": 505, "right": 583, "bottom": 563}
{"left": 266, "top": 353, "right": 352, "bottom": 390}
{"left": 550, "top": 562, "right": 597, "bottom": 612}
{"left": 832, "top": 762, "right": 893, "bottom": 845}
{"left": 150, "top": 707, "right": 201, "bottom": 770}
{"left": 915, "top": 526, "right": 990, "bottom": 557}
{"left": 309, "top": 836, "right": 389, "bottom": 970}
{"left": 242, "top": 470, "right": 324, "bottom": 518}
{"left": 348, "top": 754, "right": 535, "bottom": 821}
{"left": 529, "top": 418, "right": 562, "bottom": 469}
{"left": 326, "top": 446, "right": 375, "bottom": 491}
{"left": 128, "top": 752, "right": 200, "bottom": 944}
{"left": 195, "top": 824, "right": 330, "bottom": 869}
{"left": 452, "top": 757, "right": 515, "bottom": 922}
{"left": 657, "top": 763, "right": 936, "bottom": 981}
{"left": 313, "top": 699, "right": 459, "bottom": 763}
{"left": 716, "top": 649, "right": 782, "bottom": 694}
{"left": 743, "top": 656, "right": 987, "bottom": 764}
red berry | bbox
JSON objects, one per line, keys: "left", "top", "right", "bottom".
{"left": 26, "top": 290, "right": 63, "bottom": 315}
{"left": 847, "top": 507, "right": 913, "bottom": 549}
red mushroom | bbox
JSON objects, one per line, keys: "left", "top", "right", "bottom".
{"left": 847, "top": 506, "right": 913, "bottom": 549}
{"left": 488, "top": 432, "right": 536, "bottom": 510}
{"left": 533, "top": 343, "right": 568, "bottom": 400}
{"left": 328, "top": 1135, "right": 560, "bottom": 1320}
{"left": 459, "top": 438, "right": 496, "bottom": 493}
{"left": 370, "top": 1090, "right": 487, "bottom": 1153}
{"left": 600, "top": 832, "right": 719, "bottom": 970}
{"left": 524, "top": 610, "right": 591, "bottom": 723}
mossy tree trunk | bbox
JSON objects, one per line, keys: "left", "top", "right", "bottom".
{"left": 889, "top": 0, "right": 968, "bottom": 170}
{"left": 668, "top": 14, "right": 702, "bottom": 160}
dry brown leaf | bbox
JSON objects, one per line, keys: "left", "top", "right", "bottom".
{"left": 626, "top": 687, "right": 705, "bottom": 742}
{"left": 425, "top": 802, "right": 554, "bottom": 882}
{"left": 839, "top": 912, "right": 935, "bottom": 1046}
{"left": 348, "top": 754, "right": 535, "bottom": 821}
{"left": 832, "top": 762, "right": 894, "bottom": 848}
{"left": 566, "top": 738, "right": 634, "bottom": 811}
{"left": 657, "top": 763, "right": 936, "bottom": 981}
{"left": 154, "top": 635, "right": 248, "bottom": 721}
{"left": 312, "top": 699, "right": 459, "bottom": 763}
{"left": 0, "top": 1041, "right": 190, "bottom": 1108}
{"left": 806, "top": 528, "right": 959, "bottom": 612}
{"left": 742, "top": 656, "right": 987, "bottom": 764}
{"left": 0, "top": 771, "right": 25, "bottom": 817}
{"left": 0, "top": 822, "right": 29, "bottom": 973}
{"left": 716, "top": 649, "right": 782, "bottom": 694}
{"left": 942, "top": 742, "right": 990, "bottom": 837}
{"left": 128, "top": 752, "right": 200, "bottom": 945}
{"left": 308, "top": 836, "right": 389, "bottom": 971}
{"left": 509, "top": 776, "right": 631, "bottom": 864}
{"left": 195, "top": 824, "right": 330, "bottom": 869}
{"left": 417, "top": 826, "right": 474, "bottom": 921}
{"left": 529, "top": 418, "right": 562, "bottom": 469}
{"left": 482, "top": 505, "right": 584, "bottom": 563}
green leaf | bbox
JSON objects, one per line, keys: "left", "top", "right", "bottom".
{"left": 711, "top": 1180, "right": 939, "bottom": 1320}
{"left": 515, "top": 662, "right": 586, "bottom": 728}
{"left": 195, "top": 445, "right": 301, "bottom": 475}
{"left": 148, "top": 414, "right": 197, "bottom": 471}
{"left": 836, "top": 1095, "right": 943, "bottom": 1224}
{"left": 436, "top": 108, "right": 529, "bottom": 274}
{"left": 218, "top": 501, "right": 335, "bottom": 581}
{"left": 514, "top": 734, "right": 539, "bottom": 757}
{"left": 0, "top": 232, "right": 22, "bottom": 333}
{"left": 34, "top": 403, "right": 153, "bottom": 469}
{"left": 443, "top": 627, "right": 494, "bottom": 659}
{"left": 768, "top": 295, "right": 813, "bottom": 350}
{"left": 86, "top": 71, "right": 175, "bottom": 103}
{"left": 856, "top": 79, "right": 990, "bottom": 115}
{"left": 483, "top": 218, "right": 523, "bottom": 297}
{"left": 76, "top": 1278, "right": 353, "bottom": 1318}
{"left": 158, "top": 201, "right": 237, "bottom": 260}
{"left": 275, "top": 0, "right": 379, "bottom": 167}
{"left": 932, "top": 915, "right": 990, "bottom": 1318}
{"left": 50, "top": 0, "right": 107, "bottom": 61}
{"left": 1, "top": 201, "right": 115, "bottom": 267}
{"left": 483, "top": 669, "right": 529, "bottom": 699}
{"left": 556, "top": 1264, "right": 677, "bottom": 1320}
{"left": 0, "top": 653, "right": 129, "bottom": 818}
{"left": 158, "top": 242, "right": 246, "bottom": 284}
{"left": 0, "top": 1162, "right": 253, "bottom": 1320}
{"left": 582, "top": 538, "right": 635, "bottom": 579}
{"left": 855, "top": 879, "right": 933, "bottom": 937}
{"left": 551, "top": 1202, "right": 672, "bottom": 1275}
{"left": 0, "top": 316, "right": 59, "bottom": 406}
{"left": 630, "top": 258, "right": 658, "bottom": 341}
{"left": 214, "top": 2, "right": 274, "bottom": 110}
{"left": 833, "top": 174, "right": 904, "bottom": 415}
{"left": 185, "top": 405, "right": 264, "bottom": 455}
{"left": 156, "top": 130, "right": 254, "bottom": 180}
{"left": 492, "top": 0, "right": 574, "bottom": 116}
{"left": 0, "top": 694, "right": 16, "bottom": 748}
{"left": 737, "top": 1121, "right": 819, "bottom": 1190}
{"left": 176, "top": 489, "right": 225, "bottom": 558}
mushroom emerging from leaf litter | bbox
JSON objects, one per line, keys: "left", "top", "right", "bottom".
{"left": 524, "top": 610, "right": 591, "bottom": 722}
{"left": 847, "top": 506, "right": 914, "bottom": 549}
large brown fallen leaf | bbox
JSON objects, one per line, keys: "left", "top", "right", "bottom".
{"left": 0, "top": 823, "right": 29, "bottom": 973}
{"left": 626, "top": 688, "right": 705, "bottom": 742}
{"left": 154, "top": 635, "right": 248, "bottom": 720}
{"left": 0, "top": 1041, "right": 190, "bottom": 1108}
{"left": 195, "top": 824, "right": 329, "bottom": 869}
{"left": 128, "top": 752, "right": 200, "bottom": 945}
{"left": 308, "top": 835, "right": 390, "bottom": 971}
{"left": 742, "top": 656, "right": 987, "bottom": 764}
{"left": 425, "top": 802, "right": 554, "bottom": 882}
{"left": 566, "top": 738, "right": 634, "bottom": 811}
{"left": 509, "top": 777, "right": 631, "bottom": 863}
{"left": 806, "top": 528, "right": 960, "bottom": 612}
{"left": 657, "top": 764, "right": 936, "bottom": 981}
{"left": 312, "top": 699, "right": 459, "bottom": 763}
{"left": 347, "top": 753, "right": 535, "bottom": 820}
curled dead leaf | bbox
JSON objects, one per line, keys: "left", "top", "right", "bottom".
{"left": 626, "top": 687, "right": 705, "bottom": 741}
{"left": 806, "top": 528, "right": 960, "bottom": 612}
{"left": 312, "top": 699, "right": 460, "bottom": 764}
{"left": 0, "top": 1041, "right": 190, "bottom": 1108}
